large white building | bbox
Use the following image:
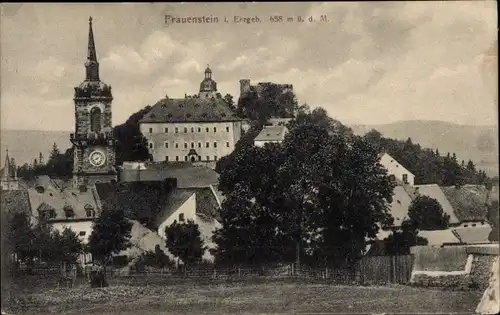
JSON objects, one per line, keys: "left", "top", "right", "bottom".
{"left": 139, "top": 66, "right": 243, "bottom": 164}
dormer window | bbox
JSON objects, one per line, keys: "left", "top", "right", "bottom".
{"left": 84, "top": 204, "right": 96, "bottom": 217}
{"left": 64, "top": 205, "right": 75, "bottom": 218}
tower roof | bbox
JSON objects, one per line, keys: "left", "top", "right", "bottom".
{"left": 87, "top": 17, "right": 97, "bottom": 62}
{"left": 205, "top": 64, "right": 212, "bottom": 73}
{"left": 2, "top": 149, "right": 11, "bottom": 179}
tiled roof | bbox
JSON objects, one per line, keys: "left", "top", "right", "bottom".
{"left": 139, "top": 97, "right": 241, "bottom": 123}
{"left": 119, "top": 162, "right": 219, "bottom": 188}
{"left": 418, "top": 229, "right": 459, "bottom": 246}
{"left": 441, "top": 185, "right": 490, "bottom": 222}
{"left": 413, "top": 184, "right": 460, "bottom": 224}
{"left": 453, "top": 225, "right": 492, "bottom": 244}
{"left": 154, "top": 189, "right": 195, "bottom": 228}
{"left": 0, "top": 190, "right": 32, "bottom": 217}
{"left": 27, "top": 177, "right": 100, "bottom": 222}
{"left": 389, "top": 186, "right": 413, "bottom": 227}
{"left": 254, "top": 126, "right": 288, "bottom": 142}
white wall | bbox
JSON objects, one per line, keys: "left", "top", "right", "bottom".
{"left": 140, "top": 121, "right": 242, "bottom": 162}
{"left": 157, "top": 193, "right": 197, "bottom": 239}
{"left": 51, "top": 220, "right": 93, "bottom": 244}
{"left": 254, "top": 140, "right": 283, "bottom": 147}
{"left": 379, "top": 153, "right": 415, "bottom": 186}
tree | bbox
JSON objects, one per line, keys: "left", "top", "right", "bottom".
{"left": 52, "top": 228, "right": 83, "bottom": 263}
{"left": 223, "top": 93, "right": 236, "bottom": 112}
{"left": 114, "top": 106, "right": 152, "bottom": 164}
{"left": 408, "top": 195, "right": 450, "bottom": 230}
{"left": 88, "top": 209, "right": 132, "bottom": 266}
{"left": 5, "top": 212, "right": 34, "bottom": 264}
{"left": 49, "top": 142, "right": 61, "bottom": 160}
{"left": 487, "top": 200, "right": 499, "bottom": 242}
{"left": 165, "top": 219, "right": 205, "bottom": 267}
{"left": 381, "top": 220, "right": 428, "bottom": 255}
{"left": 213, "top": 120, "right": 394, "bottom": 268}
{"left": 31, "top": 219, "right": 56, "bottom": 262}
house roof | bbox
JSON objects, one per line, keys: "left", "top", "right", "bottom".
{"left": 27, "top": 177, "right": 100, "bottom": 221}
{"left": 418, "top": 229, "right": 460, "bottom": 246}
{"left": 139, "top": 96, "right": 241, "bottom": 124}
{"left": 254, "top": 126, "right": 288, "bottom": 142}
{"left": 441, "top": 185, "right": 490, "bottom": 222}
{"left": 389, "top": 186, "right": 413, "bottom": 227}
{"left": 119, "top": 162, "right": 219, "bottom": 188}
{"left": 413, "top": 184, "right": 460, "bottom": 224}
{"left": 453, "top": 225, "right": 492, "bottom": 244}
{"left": 1, "top": 189, "right": 32, "bottom": 217}
{"left": 154, "top": 188, "right": 195, "bottom": 228}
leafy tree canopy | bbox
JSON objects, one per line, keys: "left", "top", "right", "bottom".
{"left": 408, "top": 195, "right": 450, "bottom": 231}
{"left": 165, "top": 219, "right": 206, "bottom": 267}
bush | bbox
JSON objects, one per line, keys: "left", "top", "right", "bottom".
{"left": 89, "top": 270, "right": 108, "bottom": 288}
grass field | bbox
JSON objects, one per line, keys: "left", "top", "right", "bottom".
{"left": 2, "top": 279, "right": 483, "bottom": 315}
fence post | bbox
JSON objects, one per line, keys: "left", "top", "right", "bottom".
{"left": 238, "top": 267, "right": 241, "bottom": 278}
{"left": 325, "top": 267, "right": 328, "bottom": 280}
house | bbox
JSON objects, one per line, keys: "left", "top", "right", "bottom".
{"left": 254, "top": 126, "right": 288, "bottom": 147}
{"left": 139, "top": 66, "right": 243, "bottom": 164}
{"left": 379, "top": 153, "right": 415, "bottom": 186}
{"left": 27, "top": 176, "right": 102, "bottom": 245}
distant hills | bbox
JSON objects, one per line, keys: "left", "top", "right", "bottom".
{"left": 1, "top": 120, "right": 498, "bottom": 177}
{"left": 350, "top": 120, "right": 498, "bottom": 177}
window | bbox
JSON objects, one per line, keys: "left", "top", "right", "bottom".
{"left": 198, "top": 156, "right": 201, "bottom": 161}
{"left": 214, "top": 127, "right": 217, "bottom": 132}
{"left": 184, "top": 143, "right": 188, "bottom": 149}
{"left": 198, "top": 127, "right": 201, "bottom": 132}
{"left": 402, "top": 174, "right": 408, "bottom": 184}
{"left": 191, "top": 127, "right": 194, "bottom": 133}
{"left": 198, "top": 142, "right": 202, "bottom": 148}
{"left": 179, "top": 213, "right": 185, "bottom": 222}
{"left": 175, "top": 143, "right": 179, "bottom": 148}
{"left": 226, "top": 142, "right": 230, "bottom": 147}
{"left": 214, "top": 156, "right": 218, "bottom": 161}
{"left": 175, "top": 127, "right": 179, "bottom": 133}
{"left": 206, "top": 156, "right": 210, "bottom": 161}
{"left": 164, "top": 127, "right": 168, "bottom": 133}
{"left": 165, "top": 142, "right": 169, "bottom": 148}
{"left": 184, "top": 127, "right": 188, "bottom": 133}
{"left": 464, "top": 224, "right": 468, "bottom": 227}
{"left": 176, "top": 156, "right": 179, "bottom": 161}
{"left": 149, "top": 127, "right": 153, "bottom": 133}
{"left": 213, "top": 142, "right": 217, "bottom": 148}
{"left": 472, "top": 224, "right": 477, "bottom": 227}
{"left": 149, "top": 142, "right": 154, "bottom": 149}
{"left": 191, "top": 142, "right": 195, "bottom": 148}
{"left": 79, "top": 231, "right": 86, "bottom": 236}
{"left": 90, "top": 107, "right": 102, "bottom": 132}
{"left": 206, "top": 127, "right": 209, "bottom": 132}
{"left": 206, "top": 142, "right": 210, "bottom": 148}
{"left": 226, "top": 126, "right": 230, "bottom": 132}
{"left": 184, "top": 156, "right": 188, "bottom": 161}
{"left": 165, "top": 156, "right": 169, "bottom": 162}
{"left": 85, "top": 209, "right": 94, "bottom": 218}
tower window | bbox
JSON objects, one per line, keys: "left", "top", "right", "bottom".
{"left": 226, "top": 127, "right": 230, "bottom": 132}
{"left": 175, "top": 127, "right": 179, "bottom": 133}
{"left": 184, "top": 127, "right": 188, "bottom": 133}
{"left": 184, "top": 143, "right": 188, "bottom": 149}
{"left": 206, "top": 127, "right": 209, "bottom": 132}
{"left": 214, "top": 127, "right": 217, "bottom": 132}
{"left": 90, "top": 107, "right": 102, "bottom": 133}
{"left": 149, "top": 128, "right": 153, "bottom": 133}
{"left": 206, "top": 142, "right": 210, "bottom": 148}
{"left": 164, "top": 127, "right": 168, "bottom": 133}
{"left": 226, "top": 142, "right": 230, "bottom": 147}
{"left": 213, "top": 142, "right": 217, "bottom": 148}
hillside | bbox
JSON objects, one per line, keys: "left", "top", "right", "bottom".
{"left": 350, "top": 120, "right": 498, "bottom": 177}
{"left": 0, "top": 130, "right": 71, "bottom": 166}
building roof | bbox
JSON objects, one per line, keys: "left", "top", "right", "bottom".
{"left": 0, "top": 189, "right": 32, "bottom": 217}
{"left": 389, "top": 186, "right": 413, "bottom": 227}
{"left": 119, "top": 162, "right": 219, "bottom": 188}
{"left": 27, "top": 177, "right": 101, "bottom": 222}
{"left": 418, "top": 229, "right": 460, "bottom": 246}
{"left": 139, "top": 96, "right": 241, "bottom": 123}
{"left": 254, "top": 126, "right": 288, "bottom": 142}
{"left": 441, "top": 185, "right": 491, "bottom": 222}
{"left": 453, "top": 225, "right": 492, "bottom": 244}
{"left": 413, "top": 184, "right": 460, "bottom": 224}
{"left": 154, "top": 189, "right": 195, "bottom": 228}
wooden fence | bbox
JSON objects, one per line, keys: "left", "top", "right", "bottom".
{"left": 12, "top": 255, "right": 415, "bottom": 287}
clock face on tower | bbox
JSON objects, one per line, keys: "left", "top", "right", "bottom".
{"left": 89, "top": 150, "right": 106, "bottom": 167}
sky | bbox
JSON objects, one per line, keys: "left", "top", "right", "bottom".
{"left": 1, "top": 2, "right": 498, "bottom": 131}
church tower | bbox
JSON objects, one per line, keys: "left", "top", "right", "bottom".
{"left": 198, "top": 65, "right": 218, "bottom": 98}
{"left": 70, "top": 17, "right": 117, "bottom": 187}
{"left": 1, "top": 149, "right": 19, "bottom": 191}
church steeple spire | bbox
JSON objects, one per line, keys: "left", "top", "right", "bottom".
{"left": 85, "top": 16, "right": 100, "bottom": 81}
{"left": 2, "top": 148, "right": 11, "bottom": 179}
